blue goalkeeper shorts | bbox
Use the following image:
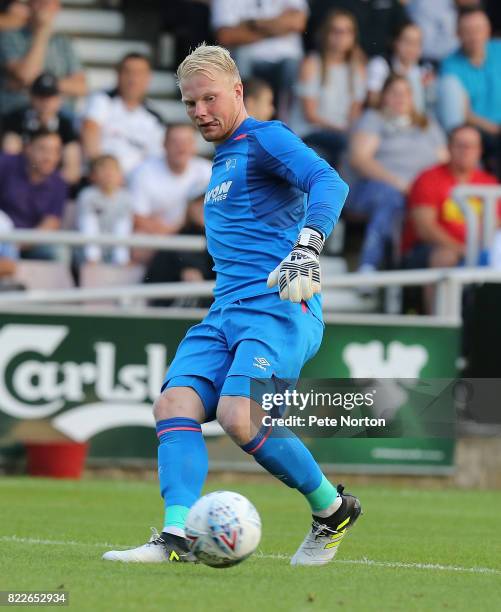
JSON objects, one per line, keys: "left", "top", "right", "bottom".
{"left": 162, "top": 292, "right": 324, "bottom": 421}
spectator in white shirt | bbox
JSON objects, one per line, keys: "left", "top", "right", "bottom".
{"left": 80, "top": 53, "right": 165, "bottom": 177}
{"left": 77, "top": 155, "right": 133, "bottom": 265}
{"left": 211, "top": 0, "right": 308, "bottom": 118}
{"left": 130, "top": 123, "right": 212, "bottom": 236}
{"left": 290, "top": 8, "right": 366, "bottom": 168}
{"left": 143, "top": 190, "right": 215, "bottom": 308}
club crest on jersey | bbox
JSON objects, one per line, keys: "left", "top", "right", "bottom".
{"left": 225, "top": 158, "right": 237, "bottom": 172}
{"left": 204, "top": 180, "right": 233, "bottom": 204}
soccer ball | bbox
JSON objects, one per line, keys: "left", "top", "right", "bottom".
{"left": 185, "top": 491, "right": 262, "bottom": 568}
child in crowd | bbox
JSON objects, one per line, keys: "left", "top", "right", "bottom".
{"left": 242, "top": 78, "right": 275, "bottom": 122}
{"left": 77, "top": 155, "right": 133, "bottom": 265}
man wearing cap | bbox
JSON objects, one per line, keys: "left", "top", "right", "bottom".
{"left": 0, "top": 0, "right": 86, "bottom": 115}
{"left": 1, "top": 72, "right": 81, "bottom": 184}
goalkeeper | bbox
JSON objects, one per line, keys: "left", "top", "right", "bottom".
{"left": 104, "top": 44, "right": 361, "bottom": 566}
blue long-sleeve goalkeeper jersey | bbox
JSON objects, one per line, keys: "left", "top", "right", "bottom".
{"left": 204, "top": 117, "right": 349, "bottom": 319}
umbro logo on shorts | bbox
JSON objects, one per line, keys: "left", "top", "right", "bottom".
{"left": 253, "top": 357, "right": 270, "bottom": 371}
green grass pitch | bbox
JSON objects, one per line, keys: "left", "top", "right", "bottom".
{"left": 1, "top": 477, "right": 500, "bottom": 612}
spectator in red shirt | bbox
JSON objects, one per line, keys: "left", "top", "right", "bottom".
{"left": 402, "top": 124, "right": 498, "bottom": 269}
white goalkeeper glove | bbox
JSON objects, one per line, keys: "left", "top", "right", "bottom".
{"left": 267, "top": 227, "right": 324, "bottom": 303}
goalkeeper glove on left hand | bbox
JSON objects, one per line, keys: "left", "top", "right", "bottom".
{"left": 266, "top": 227, "right": 324, "bottom": 303}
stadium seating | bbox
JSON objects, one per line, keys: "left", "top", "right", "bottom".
{"left": 55, "top": 8, "right": 125, "bottom": 36}
{"left": 79, "top": 262, "right": 147, "bottom": 307}
{"left": 80, "top": 262, "right": 145, "bottom": 289}
{"left": 13, "top": 261, "right": 75, "bottom": 291}
{"left": 72, "top": 38, "right": 152, "bottom": 65}
{"left": 85, "top": 67, "right": 177, "bottom": 97}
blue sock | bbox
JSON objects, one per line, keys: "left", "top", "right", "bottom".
{"left": 156, "top": 417, "right": 208, "bottom": 534}
{"left": 241, "top": 426, "right": 337, "bottom": 510}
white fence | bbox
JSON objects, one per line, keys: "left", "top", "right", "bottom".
{"left": 0, "top": 230, "right": 206, "bottom": 252}
{"left": 2, "top": 216, "right": 501, "bottom": 322}
{"left": 1, "top": 259, "right": 501, "bottom": 324}
{"left": 453, "top": 185, "right": 501, "bottom": 266}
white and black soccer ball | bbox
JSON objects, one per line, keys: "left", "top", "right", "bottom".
{"left": 185, "top": 491, "right": 262, "bottom": 568}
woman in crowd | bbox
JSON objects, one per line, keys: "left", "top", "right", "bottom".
{"left": 290, "top": 9, "right": 366, "bottom": 168}
{"left": 366, "top": 21, "right": 432, "bottom": 113}
{"left": 348, "top": 74, "right": 448, "bottom": 273}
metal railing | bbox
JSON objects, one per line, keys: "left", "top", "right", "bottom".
{"left": 2, "top": 185, "right": 499, "bottom": 258}
{"left": 0, "top": 229, "right": 206, "bottom": 252}
{"left": 1, "top": 266, "right": 501, "bottom": 323}
{"left": 2, "top": 216, "right": 501, "bottom": 321}
{"left": 453, "top": 185, "right": 501, "bottom": 266}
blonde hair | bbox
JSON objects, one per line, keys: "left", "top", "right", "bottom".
{"left": 176, "top": 43, "right": 241, "bottom": 87}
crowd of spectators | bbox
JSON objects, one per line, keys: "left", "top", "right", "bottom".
{"left": 0, "top": 0, "right": 500, "bottom": 309}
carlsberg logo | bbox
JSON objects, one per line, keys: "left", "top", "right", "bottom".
{"left": 0, "top": 324, "right": 166, "bottom": 419}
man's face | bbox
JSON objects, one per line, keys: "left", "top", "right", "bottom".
{"left": 118, "top": 58, "right": 151, "bottom": 102}
{"left": 180, "top": 71, "right": 243, "bottom": 143}
{"left": 458, "top": 12, "right": 490, "bottom": 56}
{"left": 31, "top": 94, "right": 61, "bottom": 119}
{"left": 449, "top": 128, "right": 482, "bottom": 172}
{"left": 26, "top": 134, "right": 62, "bottom": 177}
{"left": 165, "top": 125, "right": 196, "bottom": 171}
